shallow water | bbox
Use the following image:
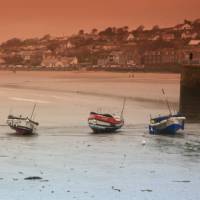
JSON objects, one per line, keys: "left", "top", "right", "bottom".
{"left": 0, "top": 72, "right": 199, "bottom": 200}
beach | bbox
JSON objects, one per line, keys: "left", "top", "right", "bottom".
{"left": 0, "top": 71, "right": 199, "bottom": 200}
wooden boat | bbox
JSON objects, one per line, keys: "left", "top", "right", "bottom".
{"left": 149, "top": 89, "right": 186, "bottom": 134}
{"left": 7, "top": 104, "right": 39, "bottom": 135}
{"left": 88, "top": 99, "right": 126, "bottom": 133}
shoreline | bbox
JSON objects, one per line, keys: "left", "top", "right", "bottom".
{"left": 0, "top": 64, "right": 182, "bottom": 74}
{"left": 0, "top": 70, "right": 181, "bottom": 77}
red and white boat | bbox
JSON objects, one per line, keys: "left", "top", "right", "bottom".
{"left": 88, "top": 112, "right": 124, "bottom": 133}
{"left": 88, "top": 99, "right": 126, "bottom": 133}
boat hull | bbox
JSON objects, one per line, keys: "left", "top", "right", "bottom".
{"left": 149, "top": 123, "right": 183, "bottom": 134}
{"left": 9, "top": 125, "right": 34, "bottom": 135}
{"left": 89, "top": 123, "right": 123, "bottom": 133}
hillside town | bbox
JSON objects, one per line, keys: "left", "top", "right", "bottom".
{"left": 0, "top": 19, "right": 200, "bottom": 72}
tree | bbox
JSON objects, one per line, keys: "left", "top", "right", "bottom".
{"left": 78, "top": 29, "right": 85, "bottom": 35}
{"left": 91, "top": 28, "right": 98, "bottom": 35}
{"left": 184, "top": 19, "right": 192, "bottom": 25}
{"left": 4, "top": 55, "right": 23, "bottom": 65}
{"left": 41, "top": 34, "right": 51, "bottom": 41}
{"left": 1, "top": 38, "right": 22, "bottom": 48}
{"left": 99, "top": 27, "right": 115, "bottom": 37}
{"left": 152, "top": 25, "right": 160, "bottom": 31}
{"left": 123, "top": 26, "right": 129, "bottom": 32}
{"left": 29, "top": 53, "right": 43, "bottom": 66}
{"left": 23, "top": 38, "right": 39, "bottom": 46}
{"left": 47, "top": 41, "right": 60, "bottom": 52}
{"left": 116, "top": 27, "right": 129, "bottom": 41}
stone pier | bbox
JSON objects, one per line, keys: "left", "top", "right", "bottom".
{"left": 180, "top": 65, "right": 200, "bottom": 122}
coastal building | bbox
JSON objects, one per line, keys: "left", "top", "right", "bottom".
{"left": 66, "top": 41, "right": 75, "bottom": 49}
{"left": 97, "top": 51, "right": 139, "bottom": 67}
{"left": 18, "top": 51, "right": 35, "bottom": 61}
{"left": 174, "top": 23, "right": 192, "bottom": 31}
{"left": 150, "top": 35, "right": 160, "bottom": 41}
{"left": 143, "top": 48, "right": 176, "bottom": 65}
{"left": 189, "top": 40, "right": 200, "bottom": 46}
{"left": 41, "top": 55, "right": 78, "bottom": 67}
{"left": 181, "top": 31, "right": 198, "bottom": 39}
{"left": 102, "top": 44, "right": 119, "bottom": 51}
{"left": 144, "top": 46, "right": 200, "bottom": 66}
{"left": 178, "top": 46, "right": 200, "bottom": 65}
{"left": 161, "top": 32, "right": 175, "bottom": 41}
{"left": 144, "top": 50, "right": 162, "bottom": 65}
{"left": 21, "top": 45, "right": 46, "bottom": 51}
{"left": 126, "top": 33, "right": 135, "bottom": 41}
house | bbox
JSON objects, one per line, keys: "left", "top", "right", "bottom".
{"left": 41, "top": 55, "right": 78, "bottom": 67}
{"left": 161, "top": 49, "right": 176, "bottom": 64}
{"left": 150, "top": 35, "right": 160, "bottom": 41}
{"left": 97, "top": 58, "right": 107, "bottom": 67}
{"left": 144, "top": 50, "right": 162, "bottom": 65}
{"left": 177, "top": 46, "right": 200, "bottom": 64}
{"left": 174, "top": 23, "right": 192, "bottom": 31}
{"left": 161, "top": 32, "right": 175, "bottom": 41}
{"left": 126, "top": 33, "right": 135, "bottom": 41}
{"left": 181, "top": 31, "right": 198, "bottom": 39}
{"left": 133, "top": 31, "right": 151, "bottom": 41}
{"left": 66, "top": 41, "right": 75, "bottom": 49}
{"left": 107, "top": 51, "right": 127, "bottom": 65}
{"left": 189, "top": 40, "right": 200, "bottom": 46}
{"left": 97, "top": 51, "right": 138, "bottom": 67}
{"left": 102, "top": 44, "right": 119, "bottom": 51}
{"left": 144, "top": 47, "right": 200, "bottom": 65}
{"left": 18, "top": 51, "right": 36, "bottom": 61}
{"left": 55, "top": 36, "right": 68, "bottom": 41}
{"left": 143, "top": 48, "right": 176, "bottom": 65}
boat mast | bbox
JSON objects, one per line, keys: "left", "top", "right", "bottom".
{"left": 30, "top": 104, "right": 36, "bottom": 120}
{"left": 161, "top": 89, "right": 172, "bottom": 115}
{"left": 120, "top": 98, "right": 126, "bottom": 119}
{"left": 8, "top": 107, "right": 13, "bottom": 116}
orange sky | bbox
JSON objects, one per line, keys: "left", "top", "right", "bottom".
{"left": 0, "top": 0, "right": 199, "bottom": 42}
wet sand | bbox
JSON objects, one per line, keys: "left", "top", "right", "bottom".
{"left": 0, "top": 71, "right": 199, "bottom": 200}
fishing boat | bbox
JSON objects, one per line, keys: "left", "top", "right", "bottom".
{"left": 7, "top": 104, "right": 39, "bottom": 135}
{"left": 149, "top": 89, "right": 186, "bottom": 134}
{"left": 149, "top": 113, "right": 186, "bottom": 134}
{"left": 88, "top": 99, "right": 126, "bottom": 133}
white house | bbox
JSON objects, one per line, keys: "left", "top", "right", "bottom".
{"left": 126, "top": 33, "right": 135, "bottom": 41}
{"left": 181, "top": 31, "right": 198, "bottom": 39}
{"left": 66, "top": 41, "right": 75, "bottom": 49}
{"left": 174, "top": 23, "right": 192, "bottom": 31}
{"left": 150, "top": 35, "right": 160, "bottom": 41}
{"left": 41, "top": 55, "right": 78, "bottom": 67}
{"left": 189, "top": 40, "right": 200, "bottom": 46}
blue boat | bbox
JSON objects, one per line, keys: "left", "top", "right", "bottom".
{"left": 149, "top": 113, "right": 186, "bottom": 134}
{"left": 149, "top": 89, "right": 186, "bottom": 134}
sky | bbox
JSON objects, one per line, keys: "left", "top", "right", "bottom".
{"left": 0, "top": 0, "right": 199, "bottom": 42}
